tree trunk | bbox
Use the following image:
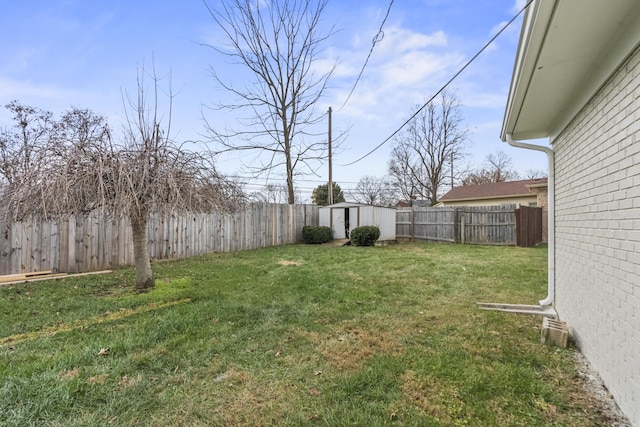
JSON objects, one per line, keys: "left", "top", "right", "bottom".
{"left": 130, "top": 214, "right": 154, "bottom": 291}
{"left": 286, "top": 162, "right": 295, "bottom": 205}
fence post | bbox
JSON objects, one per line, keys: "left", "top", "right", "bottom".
{"left": 453, "top": 208, "right": 459, "bottom": 243}
{"left": 460, "top": 212, "right": 466, "bottom": 245}
{"left": 515, "top": 207, "right": 521, "bottom": 246}
{"left": 410, "top": 208, "right": 415, "bottom": 243}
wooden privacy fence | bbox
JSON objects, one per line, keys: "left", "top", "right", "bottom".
{"left": 0, "top": 203, "right": 319, "bottom": 275}
{"left": 396, "top": 205, "right": 517, "bottom": 245}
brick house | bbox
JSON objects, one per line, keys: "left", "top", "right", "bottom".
{"left": 501, "top": 1, "right": 640, "bottom": 424}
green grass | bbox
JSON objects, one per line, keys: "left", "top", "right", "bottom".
{"left": 0, "top": 243, "right": 609, "bottom": 426}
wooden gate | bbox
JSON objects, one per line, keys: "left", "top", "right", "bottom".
{"left": 515, "top": 206, "right": 543, "bottom": 247}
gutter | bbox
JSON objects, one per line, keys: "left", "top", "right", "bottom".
{"left": 506, "top": 133, "right": 555, "bottom": 307}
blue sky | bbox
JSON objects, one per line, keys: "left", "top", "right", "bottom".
{"left": 0, "top": 0, "right": 546, "bottom": 201}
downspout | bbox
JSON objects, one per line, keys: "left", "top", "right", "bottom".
{"left": 506, "top": 133, "right": 555, "bottom": 307}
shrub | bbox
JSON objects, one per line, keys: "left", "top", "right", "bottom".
{"left": 302, "top": 226, "right": 333, "bottom": 244}
{"left": 350, "top": 226, "right": 380, "bottom": 246}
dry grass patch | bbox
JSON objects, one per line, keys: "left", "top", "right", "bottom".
{"left": 59, "top": 368, "right": 81, "bottom": 381}
{"left": 211, "top": 383, "right": 298, "bottom": 426}
{"left": 171, "top": 367, "right": 300, "bottom": 427}
{"left": 395, "top": 370, "right": 467, "bottom": 425}
{"left": 277, "top": 260, "right": 301, "bottom": 266}
{"left": 86, "top": 373, "right": 109, "bottom": 385}
{"left": 296, "top": 319, "right": 406, "bottom": 371}
{"left": 118, "top": 374, "right": 143, "bottom": 388}
{"left": 141, "top": 368, "right": 294, "bottom": 426}
{"left": 345, "top": 271, "right": 364, "bottom": 281}
{"left": 212, "top": 366, "right": 252, "bottom": 386}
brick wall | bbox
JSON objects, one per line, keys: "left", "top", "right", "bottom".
{"left": 554, "top": 45, "right": 640, "bottom": 425}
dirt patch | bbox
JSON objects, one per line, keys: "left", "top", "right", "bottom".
{"left": 278, "top": 260, "right": 302, "bottom": 266}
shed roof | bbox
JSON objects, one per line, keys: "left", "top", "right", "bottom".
{"left": 439, "top": 178, "right": 547, "bottom": 202}
{"left": 319, "top": 202, "right": 395, "bottom": 210}
{"left": 501, "top": 0, "right": 640, "bottom": 141}
{"left": 319, "top": 202, "right": 367, "bottom": 209}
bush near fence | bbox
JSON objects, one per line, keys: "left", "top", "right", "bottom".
{"left": 301, "top": 226, "right": 333, "bottom": 244}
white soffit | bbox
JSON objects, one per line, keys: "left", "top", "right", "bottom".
{"left": 502, "top": 0, "right": 640, "bottom": 141}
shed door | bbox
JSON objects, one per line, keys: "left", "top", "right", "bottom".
{"left": 331, "top": 208, "right": 346, "bottom": 239}
{"left": 331, "top": 207, "right": 359, "bottom": 239}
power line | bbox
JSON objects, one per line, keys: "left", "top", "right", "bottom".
{"left": 341, "top": 0, "right": 534, "bottom": 167}
{"left": 225, "top": 174, "right": 362, "bottom": 185}
{"left": 338, "top": 0, "right": 395, "bottom": 111}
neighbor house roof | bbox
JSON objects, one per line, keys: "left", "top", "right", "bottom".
{"left": 501, "top": 0, "right": 640, "bottom": 141}
{"left": 439, "top": 178, "right": 547, "bottom": 203}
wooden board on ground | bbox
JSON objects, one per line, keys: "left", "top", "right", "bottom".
{"left": 0, "top": 270, "right": 112, "bottom": 286}
{"left": 0, "top": 270, "right": 54, "bottom": 283}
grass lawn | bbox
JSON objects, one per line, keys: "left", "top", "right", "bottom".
{"left": 0, "top": 243, "right": 614, "bottom": 426}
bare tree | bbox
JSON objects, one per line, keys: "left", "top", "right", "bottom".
{"left": 248, "top": 183, "right": 300, "bottom": 204}
{"left": 0, "top": 68, "right": 244, "bottom": 291}
{"left": 202, "top": 0, "right": 336, "bottom": 204}
{"left": 484, "top": 150, "right": 520, "bottom": 182}
{"left": 388, "top": 90, "right": 468, "bottom": 205}
{"left": 349, "top": 176, "right": 396, "bottom": 206}
{"left": 461, "top": 150, "right": 521, "bottom": 185}
{"left": 524, "top": 168, "right": 547, "bottom": 179}
{"left": 0, "top": 101, "right": 54, "bottom": 186}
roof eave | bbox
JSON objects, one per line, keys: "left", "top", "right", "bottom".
{"left": 501, "top": 0, "right": 640, "bottom": 142}
{"left": 500, "top": 0, "right": 557, "bottom": 142}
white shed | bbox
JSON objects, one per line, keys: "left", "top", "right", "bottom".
{"left": 318, "top": 202, "right": 396, "bottom": 241}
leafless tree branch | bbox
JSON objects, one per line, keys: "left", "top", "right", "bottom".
{"left": 388, "top": 90, "right": 468, "bottom": 205}
{"left": 202, "top": 0, "right": 337, "bottom": 204}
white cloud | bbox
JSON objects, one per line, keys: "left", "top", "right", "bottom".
{"left": 322, "top": 25, "right": 464, "bottom": 125}
{"left": 380, "top": 50, "right": 461, "bottom": 87}
{"left": 376, "top": 27, "right": 448, "bottom": 55}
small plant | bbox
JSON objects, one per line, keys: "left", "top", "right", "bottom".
{"left": 350, "top": 226, "right": 380, "bottom": 246}
{"left": 302, "top": 226, "right": 333, "bottom": 244}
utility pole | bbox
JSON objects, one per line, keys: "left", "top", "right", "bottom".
{"left": 450, "top": 152, "right": 454, "bottom": 190}
{"left": 328, "top": 106, "right": 333, "bottom": 205}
